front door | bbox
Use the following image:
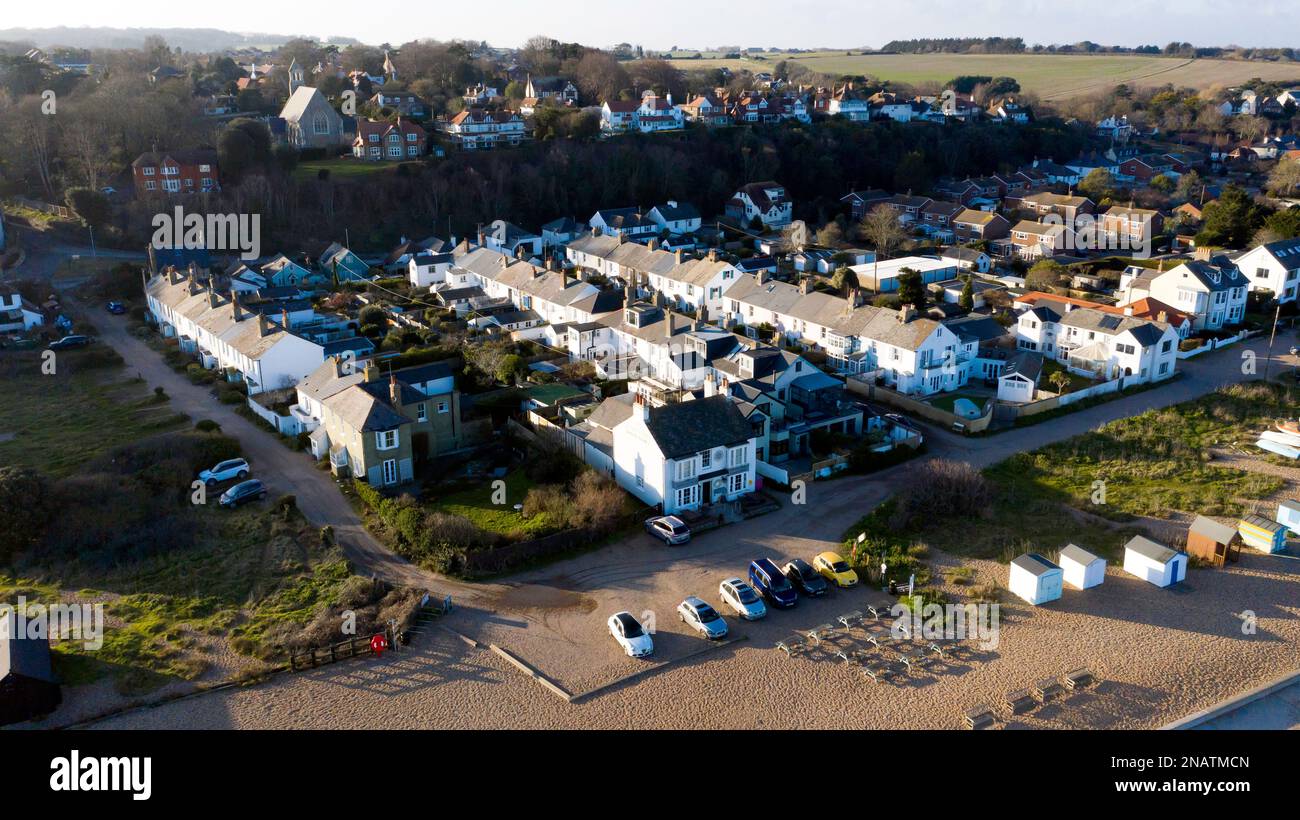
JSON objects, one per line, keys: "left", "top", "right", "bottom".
{"left": 712, "top": 478, "right": 726, "bottom": 502}
{"left": 382, "top": 459, "right": 398, "bottom": 485}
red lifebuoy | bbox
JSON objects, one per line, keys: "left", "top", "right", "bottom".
{"left": 370, "top": 633, "right": 389, "bottom": 656}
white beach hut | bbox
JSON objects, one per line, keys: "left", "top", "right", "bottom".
{"left": 1122, "top": 536, "right": 1187, "bottom": 588}
{"left": 1058, "top": 544, "right": 1105, "bottom": 589}
{"left": 1009, "top": 553, "right": 1064, "bottom": 605}
{"left": 1276, "top": 500, "right": 1299, "bottom": 535}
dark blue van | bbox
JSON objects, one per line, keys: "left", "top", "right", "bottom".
{"left": 749, "top": 558, "right": 798, "bottom": 608}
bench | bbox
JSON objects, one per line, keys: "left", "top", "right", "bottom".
{"left": 837, "top": 611, "right": 863, "bottom": 629}
{"left": 1065, "top": 668, "right": 1095, "bottom": 690}
{"left": 805, "top": 624, "right": 835, "bottom": 645}
{"left": 1035, "top": 678, "right": 1065, "bottom": 703}
{"left": 1005, "top": 688, "right": 1036, "bottom": 715}
{"left": 964, "top": 705, "right": 995, "bottom": 730}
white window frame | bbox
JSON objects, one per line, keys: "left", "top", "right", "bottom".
{"left": 376, "top": 430, "right": 399, "bottom": 450}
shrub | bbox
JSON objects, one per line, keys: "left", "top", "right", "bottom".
{"left": 888, "top": 460, "right": 991, "bottom": 531}
{"left": 195, "top": 419, "right": 221, "bottom": 433}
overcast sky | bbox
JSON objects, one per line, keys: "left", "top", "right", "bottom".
{"left": 7, "top": 0, "right": 1300, "bottom": 49}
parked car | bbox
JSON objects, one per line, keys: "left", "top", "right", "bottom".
{"left": 813, "top": 551, "right": 859, "bottom": 588}
{"left": 106, "top": 301, "right": 126, "bottom": 314}
{"left": 607, "top": 611, "right": 654, "bottom": 658}
{"left": 718, "top": 578, "right": 767, "bottom": 620}
{"left": 749, "top": 558, "right": 798, "bottom": 608}
{"left": 47, "top": 335, "right": 90, "bottom": 350}
{"left": 218, "top": 479, "right": 267, "bottom": 509}
{"left": 677, "top": 596, "right": 728, "bottom": 639}
{"left": 199, "top": 458, "right": 250, "bottom": 486}
{"left": 783, "top": 558, "right": 829, "bottom": 597}
{"left": 645, "top": 514, "right": 691, "bottom": 545}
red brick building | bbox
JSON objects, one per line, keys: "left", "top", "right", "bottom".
{"left": 352, "top": 117, "right": 426, "bottom": 161}
{"left": 131, "top": 148, "right": 220, "bottom": 197}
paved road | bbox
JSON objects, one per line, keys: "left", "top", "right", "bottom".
{"left": 81, "top": 300, "right": 467, "bottom": 599}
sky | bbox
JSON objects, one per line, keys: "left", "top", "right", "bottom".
{"left": 6, "top": 0, "right": 1300, "bottom": 50}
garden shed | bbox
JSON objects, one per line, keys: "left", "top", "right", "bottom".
{"left": 1123, "top": 536, "right": 1187, "bottom": 587}
{"left": 1009, "top": 553, "right": 1063, "bottom": 605}
{"left": 1238, "top": 514, "right": 1287, "bottom": 554}
{"left": 1186, "top": 515, "right": 1240, "bottom": 567}
{"left": 1058, "top": 544, "right": 1105, "bottom": 589}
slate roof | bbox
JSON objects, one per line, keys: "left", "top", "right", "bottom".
{"left": 642, "top": 395, "right": 754, "bottom": 460}
{"left": 1058, "top": 307, "right": 1169, "bottom": 345}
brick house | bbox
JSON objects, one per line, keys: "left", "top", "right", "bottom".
{"left": 353, "top": 118, "right": 426, "bottom": 161}
{"left": 132, "top": 148, "right": 220, "bottom": 197}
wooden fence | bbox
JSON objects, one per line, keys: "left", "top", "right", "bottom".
{"left": 287, "top": 630, "right": 394, "bottom": 672}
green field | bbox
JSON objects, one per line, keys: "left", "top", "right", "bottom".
{"left": 292, "top": 157, "right": 399, "bottom": 182}
{"left": 659, "top": 52, "right": 1300, "bottom": 100}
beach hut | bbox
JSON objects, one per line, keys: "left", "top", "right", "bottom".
{"left": 1238, "top": 514, "right": 1288, "bottom": 553}
{"left": 1058, "top": 544, "right": 1106, "bottom": 589}
{"left": 0, "top": 611, "right": 62, "bottom": 726}
{"left": 1009, "top": 553, "right": 1064, "bottom": 605}
{"left": 1277, "top": 500, "right": 1300, "bottom": 535}
{"left": 1186, "top": 515, "right": 1240, "bottom": 567}
{"left": 1123, "top": 536, "right": 1187, "bottom": 587}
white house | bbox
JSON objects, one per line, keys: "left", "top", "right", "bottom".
{"left": 1058, "top": 543, "right": 1106, "bottom": 589}
{"left": 996, "top": 351, "right": 1041, "bottom": 403}
{"left": 645, "top": 201, "right": 702, "bottom": 236}
{"left": 145, "top": 268, "right": 325, "bottom": 394}
{"left": 1123, "top": 536, "right": 1187, "bottom": 587}
{"left": 566, "top": 233, "right": 742, "bottom": 317}
{"left": 1232, "top": 239, "right": 1300, "bottom": 304}
{"left": 0, "top": 288, "right": 45, "bottom": 332}
{"left": 1016, "top": 305, "right": 1179, "bottom": 384}
{"left": 609, "top": 393, "right": 759, "bottom": 515}
{"left": 1008, "top": 553, "right": 1063, "bottom": 605}
{"left": 725, "top": 181, "right": 793, "bottom": 229}
{"left": 408, "top": 252, "right": 454, "bottom": 289}
{"left": 1144, "top": 258, "right": 1248, "bottom": 331}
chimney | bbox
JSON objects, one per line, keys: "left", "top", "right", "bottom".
{"left": 389, "top": 374, "right": 401, "bottom": 407}
{"left": 232, "top": 295, "right": 244, "bottom": 322}
{"left": 675, "top": 249, "right": 684, "bottom": 264}
{"left": 515, "top": 245, "right": 525, "bottom": 260}
{"left": 500, "top": 256, "right": 509, "bottom": 269}
{"left": 897, "top": 304, "right": 916, "bottom": 323}
{"left": 546, "top": 257, "right": 556, "bottom": 271}
{"left": 703, "top": 371, "right": 716, "bottom": 397}
{"left": 664, "top": 312, "right": 674, "bottom": 338}
{"left": 363, "top": 361, "right": 380, "bottom": 383}
{"left": 756, "top": 269, "right": 768, "bottom": 285}
{"left": 281, "top": 309, "right": 290, "bottom": 329}
{"left": 707, "top": 248, "right": 718, "bottom": 263}
{"left": 1157, "top": 310, "right": 1169, "bottom": 323}
{"left": 187, "top": 279, "right": 199, "bottom": 296}
{"left": 590, "top": 226, "right": 600, "bottom": 237}
{"left": 477, "top": 228, "right": 486, "bottom": 247}
{"left": 1193, "top": 247, "right": 1212, "bottom": 261}
{"left": 799, "top": 277, "right": 811, "bottom": 295}
{"left": 648, "top": 238, "right": 659, "bottom": 251}
{"left": 334, "top": 356, "right": 345, "bottom": 378}
{"left": 1123, "top": 306, "right": 1134, "bottom": 316}
{"left": 257, "top": 313, "right": 271, "bottom": 337}
{"left": 618, "top": 232, "right": 627, "bottom": 245}
{"left": 208, "top": 290, "right": 220, "bottom": 308}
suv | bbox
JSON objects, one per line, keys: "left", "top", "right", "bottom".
{"left": 47, "top": 335, "right": 90, "bottom": 350}
{"left": 749, "top": 558, "right": 798, "bottom": 608}
{"left": 199, "top": 458, "right": 250, "bottom": 486}
{"left": 783, "top": 558, "right": 829, "bottom": 597}
{"left": 219, "top": 479, "right": 267, "bottom": 509}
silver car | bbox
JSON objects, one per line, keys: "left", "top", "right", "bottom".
{"left": 677, "top": 596, "right": 728, "bottom": 640}
{"left": 718, "top": 578, "right": 767, "bottom": 620}
{"left": 645, "top": 515, "right": 691, "bottom": 545}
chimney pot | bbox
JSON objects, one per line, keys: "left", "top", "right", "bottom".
{"left": 675, "top": 249, "right": 683, "bottom": 264}
{"left": 389, "top": 374, "right": 401, "bottom": 406}
{"left": 257, "top": 313, "right": 270, "bottom": 336}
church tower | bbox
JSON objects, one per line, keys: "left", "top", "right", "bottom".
{"left": 288, "top": 58, "right": 304, "bottom": 95}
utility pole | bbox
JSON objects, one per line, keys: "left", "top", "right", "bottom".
{"left": 1263, "top": 301, "right": 1282, "bottom": 382}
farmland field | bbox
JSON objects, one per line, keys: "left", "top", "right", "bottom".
{"left": 658, "top": 52, "right": 1300, "bottom": 100}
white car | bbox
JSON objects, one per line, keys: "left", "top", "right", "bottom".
{"left": 198, "top": 458, "right": 250, "bottom": 486}
{"left": 718, "top": 578, "right": 767, "bottom": 620}
{"left": 607, "top": 611, "right": 654, "bottom": 658}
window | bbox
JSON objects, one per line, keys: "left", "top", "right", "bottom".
{"left": 728, "top": 446, "right": 747, "bottom": 467}
{"left": 1161, "top": 340, "right": 1172, "bottom": 353}
{"left": 416, "top": 403, "right": 427, "bottom": 422}
{"left": 700, "top": 449, "right": 712, "bottom": 469}
{"left": 1159, "top": 362, "right": 1169, "bottom": 375}
{"left": 676, "top": 459, "right": 696, "bottom": 481}
{"left": 376, "top": 430, "right": 399, "bottom": 450}
{"left": 142, "top": 166, "right": 156, "bottom": 176}
{"left": 676, "top": 484, "right": 700, "bottom": 508}
{"left": 145, "top": 180, "right": 156, "bottom": 191}
{"left": 313, "top": 114, "right": 330, "bottom": 135}
{"left": 382, "top": 459, "right": 398, "bottom": 485}
{"left": 728, "top": 472, "right": 746, "bottom": 494}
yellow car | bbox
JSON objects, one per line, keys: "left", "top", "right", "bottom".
{"left": 814, "top": 551, "right": 858, "bottom": 588}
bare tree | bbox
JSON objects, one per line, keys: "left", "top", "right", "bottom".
{"left": 857, "top": 205, "right": 907, "bottom": 292}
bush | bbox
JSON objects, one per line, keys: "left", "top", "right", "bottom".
{"left": 194, "top": 419, "right": 221, "bottom": 432}
{"left": 888, "top": 460, "right": 991, "bottom": 531}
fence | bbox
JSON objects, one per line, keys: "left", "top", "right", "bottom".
{"left": 1177, "top": 329, "right": 1254, "bottom": 359}
{"left": 287, "top": 630, "right": 394, "bottom": 671}
{"left": 846, "top": 375, "right": 995, "bottom": 434}
{"left": 5, "top": 196, "right": 73, "bottom": 219}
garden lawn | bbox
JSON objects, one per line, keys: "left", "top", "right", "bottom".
{"left": 425, "top": 469, "right": 557, "bottom": 538}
